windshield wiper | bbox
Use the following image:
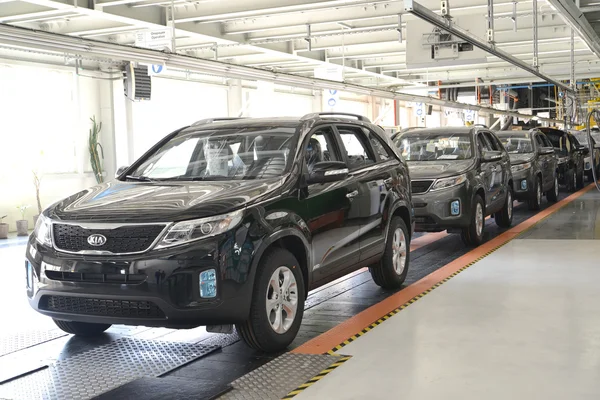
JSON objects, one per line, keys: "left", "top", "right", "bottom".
{"left": 155, "top": 175, "right": 231, "bottom": 182}
{"left": 125, "top": 175, "right": 154, "bottom": 182}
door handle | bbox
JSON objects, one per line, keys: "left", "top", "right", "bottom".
{"left": 346, "top": 190, "right": 359, "bottom": 199}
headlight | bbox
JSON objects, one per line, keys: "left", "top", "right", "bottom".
{"left": 34, "top": 215, "right": 52, "bottom": 247}
{"left": 156, "top": 210, "right": 243, "bottom": 249}
{"left": 430, "top": 174, "right": 467, "bottom": 191}
{"left": 511, "top": 162, "right": 532, "bottom": 173}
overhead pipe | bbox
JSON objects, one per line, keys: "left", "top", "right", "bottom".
{"left": 403, "top": 0, "right": 573, "bottom": 94}
{"left": 0, "top": 23, "right": 566, "bottom": 124}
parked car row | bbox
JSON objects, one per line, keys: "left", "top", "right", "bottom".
{"left": 23, "top": 113, "right": 592, "bottom": 353}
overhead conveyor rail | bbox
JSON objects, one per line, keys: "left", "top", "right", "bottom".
{"left": 0, "top": 23, "right": 566, "bottom": 125}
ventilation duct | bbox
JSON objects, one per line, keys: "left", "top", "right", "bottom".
{"left": 124, "top": 63, "right": 151, "bottom": 101}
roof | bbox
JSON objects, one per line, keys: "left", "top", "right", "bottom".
{"left": 396, "top": 127, "right": 474, "bottom": 136}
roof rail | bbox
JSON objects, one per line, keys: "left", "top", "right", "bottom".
{"left": 191, "top": 117, "right": 245, "bottom": 127}
{"left": 301, "top": 112, "right": 371, "bottom": 123}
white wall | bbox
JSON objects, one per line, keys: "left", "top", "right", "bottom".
{"left": 0, "top": 61, "right": 110, "bottom": 231}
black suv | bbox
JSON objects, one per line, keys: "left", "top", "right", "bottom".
{"left": 570, "top": 129, "right": 600, "bottom": 181}
{"left": 25, "top": 113, "right": 413, "bottom": 352}
{"left": 539, "top": 127, "right": 588, "bottom": 191}
{"left": 495, "top": 129, "right": 558, "bottom": 210}
{"left": 392, "top": 127, "right": 513, "bottom": 246}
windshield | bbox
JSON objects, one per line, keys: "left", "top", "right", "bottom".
{"left": 127, "top": 127, "right": 296, "bottom": 181}
{"left": 497, "top": 133, "right": 533, "bottom": 154}
{"left": 571, "top": 131, "right": 589, "bottom": 146}
{"left": 394, "top": 132, "right": 472, "bottom": 161}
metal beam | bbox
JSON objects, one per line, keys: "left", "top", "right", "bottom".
{"left": 403, "top": 0, "right": 572, "bottom": 93}
{"left": 0, "top": 23, "right": 565, "bottom": 124}
{"left": 545, "top": 0, "right": 600, "bottom": 60}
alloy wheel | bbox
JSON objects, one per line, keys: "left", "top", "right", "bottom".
{"left": 265, "top": 266, "right": 298, "bottom": 334}
{"left": 507, "top": 191, "right": 513, "bottom": 220}
{"left": 475, "top": 202, "right": 484, "bottom": 237}
{"left": 391, "top": 228, "right": 407, "bottom": 275}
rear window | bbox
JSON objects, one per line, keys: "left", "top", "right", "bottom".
{"left": 496, "top": 133, "right": 533, "bottom": 154}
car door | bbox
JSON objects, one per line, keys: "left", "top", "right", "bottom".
{"left": 569, "top": 134, "right": 585, "bottom": 174}
{"left": 300, "top": 126, "right": 362, "bottom": 284}
{"left": 534, "top": 133, "right": 550, "bottom": 189}
{"left": 334, "top": 125, "right": 391, "bottom": 264}
{"left": 480, "top": 131, "right": 505, "bottom": 212}
{"left": 538, "top": 133, "right": 555, "bottom": 190}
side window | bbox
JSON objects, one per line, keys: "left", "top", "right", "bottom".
{"left": 542, "top": 135, "right": 553, "bottom": 148}
{"left": 535, "top": 134, "right": 545, "bottom": 148}
{"left": 366, "top": 129, "right": 395, "bottom": 161}
{"left": 483, "top": 132, "right": 500, "bottom": 151}
{"left": 477, "top": 133, "right": 492, "bottom": 153}
{"left": 337, "top": 126, "right": 376, "bottom": 170}
{"left": 305, "top": 127, "right": 340, "bottom": 172}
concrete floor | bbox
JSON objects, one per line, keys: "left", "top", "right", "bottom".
{"left": 298, "top": 190, "right": 600, "bottom": 400}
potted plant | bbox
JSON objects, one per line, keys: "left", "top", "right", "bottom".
{"left": 33, "top": 171, "right": 42, "bottom": 226}
{"left": 89, "top": 116, "right": 104, "bottom": 184}
{"left": 16, "top": 205, "right": 31, "bottom": 236}
{"left": 0, "top": 215, "right": 7, "bottom": 239}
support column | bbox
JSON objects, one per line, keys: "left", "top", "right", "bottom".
{"left": 227, "top": 79, "right": 243, "bottom": 117}
{"left": 111, "top": 78, "right": 130, "bottom": 168}
{"left": 533, "top": 0, "right": 539, "bottom": 69}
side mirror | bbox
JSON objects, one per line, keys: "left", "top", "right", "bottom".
{"left": 307, "top": 161, "right": 349, "bottom": 184}
{"left": 539, "top": 147, "right": 554, "bottom": 155}
{"left": 115, "top": 166, "right": 129, "bottom": 178}
{"left": 481, "top": 151, "right": 502, "bottom": 163}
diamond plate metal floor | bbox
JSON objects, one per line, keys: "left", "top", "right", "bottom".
{"left": 0, "top": 338, "right": 219, "bottom": 400}
{"left": 0, "top": 330, "right": 67, "bottom": 357}
{"left": 218, "top": 353, "right": 341, "bottom": 400}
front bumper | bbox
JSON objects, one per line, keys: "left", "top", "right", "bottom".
{"left": 24, "top": 229, "right": 256, "bottom": 328}
{"left": 412, "top": 183, "right": 471, "bottom": 232}
{"left": 511, "top": 168, "right": 534, "bottom": 201}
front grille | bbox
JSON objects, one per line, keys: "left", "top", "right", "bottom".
{"left": 411, "top": 180, "right": 434, "bottom": 194}
{"left": 45, "top": 271, "right": 146, "bottom": 285}
{"left": 39, "top": 295, "right": 165, "bottom": 318}
{"left": 53, "top": 224, "right": 165, "bottom": 254}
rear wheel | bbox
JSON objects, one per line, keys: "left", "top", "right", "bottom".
{"left": 369, "top": 216, "right": 410, "bottom": 289}
{"left": 461, "top": 194, "right": 485, "bottom": 246}
{"left": 53, "top": 319, "right": 111, "bottom": 336}
{"left": 546, "top": 175, "right": 559, "bottom": 203}
{"left": 495, "top": 188, "right": 513, "bottom": 228}
{"left": 527, "top": 177, "right": 542, "bottom": 210}
{"left": 236, "top": 248, "right": 305, "bottom": 353}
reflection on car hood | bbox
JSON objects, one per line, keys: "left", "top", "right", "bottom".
{"left": 49, "top": 178, "right": 285, "bottom": 222}
{"left": 508, "top": 153, "right": 534, "bottom": 165}
{"left": 407, "top": 159, "right": 475, "bottom": 179}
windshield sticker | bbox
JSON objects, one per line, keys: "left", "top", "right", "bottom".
{"left": 437, "top": 154, "right": 459, "bottom": 159}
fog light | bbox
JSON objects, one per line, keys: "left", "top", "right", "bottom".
{"left": 521, "top": 180, "right": 527, "bottom": 190}
{"left": 200, "top": 269, "right": 217, "bottom": 298}
{"left": 450, "top": 200, "right": 460, "bottom": 216}
{"left": 25, "top": 261, "right": 33, "bottom": 289}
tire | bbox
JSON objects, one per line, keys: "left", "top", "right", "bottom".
{"left": 546, "top": 175, "right": 559, "bottom": 203}
{"left": 495, "top": 188, "right": 513, "bottom": 228}
{"left": 236, "top": 248, "right": 305, "bottom": 353}
{"left": 369, "top": 216, "right": 410, "bottom": 290}
{"left": 527, "top": 177, "right": 542, "bottom": 211}
{"left": 568, "top": 169, "right": 577, "bottom": 192}
{"left": 53, "top": 319, "right": 111, "bottom": 336}
{"left": 461, "top": 194, "right": 485, "bottom": 246}
{"left": 577, "top": 168, "right": 585, "bottom": 189}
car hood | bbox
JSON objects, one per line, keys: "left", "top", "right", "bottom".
{"left": 49, "top": 178, "right": 285, "bottom": 222}
{"left": 508, "top": 153, "right": 534, "bottom": 165}
{"left": 407, "top": 159, "right": 474, "bottom": 179}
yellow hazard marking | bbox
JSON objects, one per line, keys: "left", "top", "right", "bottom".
{"left": 281, "top": 356, "right": 352, "bottom": 399}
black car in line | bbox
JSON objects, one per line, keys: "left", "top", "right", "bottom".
{"left": 495, "top": 129, "right": 559, "bottom": 210}
{"left": 392, "top": 126, "right": 513, "bottom": 246}
{"left": 538, "top": 127, "right": 588, "bottom": 191}
{"left": 570, "top": 129, "right": 600, "bottom": 181}
{"left": 25, "top": 113, "right": 413, "bottom": 352}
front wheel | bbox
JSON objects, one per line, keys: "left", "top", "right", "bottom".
{"left": 236, "top": 248, "right": 305, "bottom": 353}
{"left": 495, "top": 188, "right": 513, "bottom": 228}
{"left": 461, "top": 194, "right": 485, "bottom": 246}
{"left": 53, "top": 319, "right": 111, "bottom": 336}
{"left": 369, "top": 216, "right": 410, "bottom": 289}
{"left": 527, "top": 177, "right": 542, "bottom": 211}
{"left": 546, "top": 175, "right": 559, "bottom": 203}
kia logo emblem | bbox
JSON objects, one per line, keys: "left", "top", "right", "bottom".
{"left": 87, "top": 234, "right": 107, "bottom": 247}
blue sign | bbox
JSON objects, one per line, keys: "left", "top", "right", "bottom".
{"left": 329, "top": 89, "right": 337, "bottom": 95}
{"left": 328, "top": 98, "right": 337, "bottom": 107}
{"left": 151, "top": 65, "right": 163, "bottom": 74}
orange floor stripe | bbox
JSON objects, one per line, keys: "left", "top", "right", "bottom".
{"left": 293, "top": 184, "right": 596, "bottom": 355}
